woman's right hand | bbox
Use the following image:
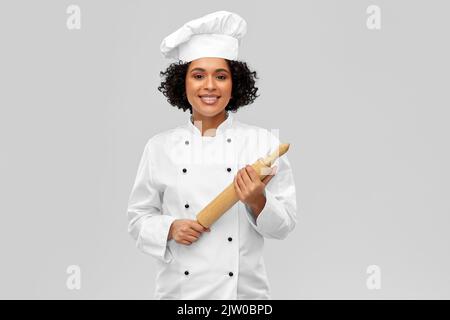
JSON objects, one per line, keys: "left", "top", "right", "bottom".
{"left": 168, "top": 219, "right": 211, "bottom": 245}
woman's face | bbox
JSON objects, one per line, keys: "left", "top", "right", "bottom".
{"left": 185, "top": 57, "right": 232, "bottom": 118}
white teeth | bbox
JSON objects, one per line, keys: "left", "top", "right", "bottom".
{"left": 200, "top": 96, "right": 218, "bottom": 104}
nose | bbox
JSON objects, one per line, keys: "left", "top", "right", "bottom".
{"left": 204, "top": 75, "right": 217, "bottom": 91}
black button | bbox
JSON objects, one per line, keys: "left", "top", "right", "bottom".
{"left": 182, "top": 168, "right": 187, "bottom": 173}
{"left": 228, "top": 237, "right": 232, "bottom": 242}
{"left": 227, "top": 138, "right": 232, "bottom": 143}
{"left": 185, "top": 140, "right": 189, "bottom": 145}
{"left": 185, "top": 203, "right": 189, "bottom": 209}
{"left": 229, "top": 272, "right": 234, "bottom": 277}
{"left": 184, "top": 270, "right": 189, "bottom": 275}
{"left": 227, "top": 167, "right": 231, "bottom": 172}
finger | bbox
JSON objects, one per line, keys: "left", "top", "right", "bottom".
{"left": 191, "top": 221, "right": 207, "bottom": 233}
{"left": 200, "top": 225, "right": 211, "bottom": 232}
{"left": 234, "top": 175, "right": 243, "bottom": 198}
{"left": 237, "top": 171, "right": 247, "bottom": 192}
{"left": 245, "top": 165, "right": 259, "bottom": 182}
{"left": 181, "top": 240, "right": 191, "bottom": 245}
{"left": 185, "top": 235, "right": 198, "bottom": 243}
{"left": 262, "top": 166, "right": 277, "bottom": 184}
{"left": 261, "top": 165, "right": 276, "bottom": 177}
{"left": 239, "top": 167, "right": 253, "bottom": 187}
{"left": 188, "top": 229, "right": 201, "bottom": 238}
{"left": 261, "top": 173, "right": 274, "bottom": 185}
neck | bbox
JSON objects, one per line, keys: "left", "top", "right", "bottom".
{"left": 191, "top": 110, "right": 228, "bottom": 136}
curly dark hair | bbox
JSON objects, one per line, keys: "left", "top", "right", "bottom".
{"left": 158, "top": 60, "right": 259, "bottom": 114}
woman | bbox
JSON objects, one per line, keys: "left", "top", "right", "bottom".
{"left": 127, "top": 11, "right": 297, "bottom": 299}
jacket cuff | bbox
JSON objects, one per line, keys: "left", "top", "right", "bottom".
{"left": 137, "top": 215, "right": 177, "bottom": 263}
{"left": 244, "top": 189, "right": 269, "bottom": 233}
{"left": 244, "top": 189, "right": 290, "bottom": 239}
{"left": 255, "top": 189, "right": 285, "bottom": 233}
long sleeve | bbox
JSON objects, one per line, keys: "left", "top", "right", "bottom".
{"left": 127, "top": 139, "right": 176, "bottom": 263}
{"left": 244, "top": 134, "right": 298, "bottom": 240}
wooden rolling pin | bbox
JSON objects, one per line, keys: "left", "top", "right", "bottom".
{"left": 196, "top": 143, "right": 290, "bottom": 228}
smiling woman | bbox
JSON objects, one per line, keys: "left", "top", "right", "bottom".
{"left": 190, "top": 63, "right": 231, "bottom": 108}
{"left": 127, "top": 10, "right": 297, "bottom": 300}
{"left": 158, "top": 57, "right": 259, "bottom": 111}
{"left": 158, "top": 57, "right": 259, "bottom": 135}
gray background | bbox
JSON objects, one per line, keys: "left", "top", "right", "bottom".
{"left": 1, "top": 0, "right": 449, "bottom": 299}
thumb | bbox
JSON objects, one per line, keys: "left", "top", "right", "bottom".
{"left": 261, "top": 166, "right": 277, "bottom": 185}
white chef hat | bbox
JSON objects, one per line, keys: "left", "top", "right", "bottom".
{"left": 160, "top": 10, "right": 247, "bottom": 63}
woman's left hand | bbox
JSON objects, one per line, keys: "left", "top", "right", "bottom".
{"left": 234, "top": 164, "right": 277, "bottom": 207}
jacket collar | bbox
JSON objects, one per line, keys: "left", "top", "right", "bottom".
{"left": 187, "top": 111, "right": 234, "bottom": 137}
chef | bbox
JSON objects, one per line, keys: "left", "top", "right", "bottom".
{"left": 127, "top": 10, "right": 297, "bottom": 300}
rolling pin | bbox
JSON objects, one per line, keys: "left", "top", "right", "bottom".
{"left": 196, "top": 143, "right": 290, "bottom": 228}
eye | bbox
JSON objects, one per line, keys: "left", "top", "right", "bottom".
{"left": 192, "top": 74, "right": 227, "bottom": 80}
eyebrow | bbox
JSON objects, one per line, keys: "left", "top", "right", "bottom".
{"left": 190, "top": 68, "right": 230, "bottom": 74}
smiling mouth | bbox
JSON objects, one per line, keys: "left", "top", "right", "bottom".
{"left": 199, "top": 95, "right": 220, "bottom": 105}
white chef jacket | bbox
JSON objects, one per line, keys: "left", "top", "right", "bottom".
{"left": 127, "top": 112, "right": 297, "bottom": 299}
